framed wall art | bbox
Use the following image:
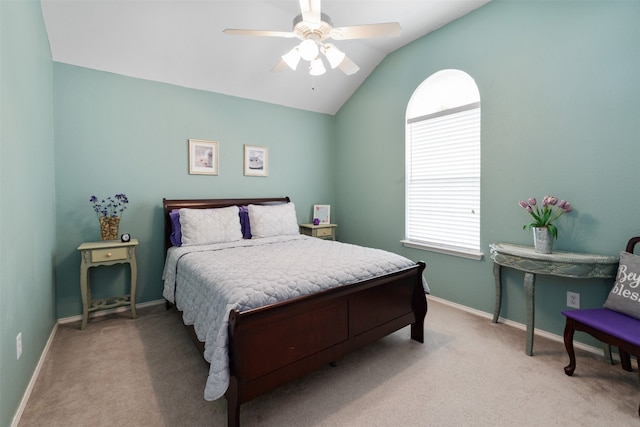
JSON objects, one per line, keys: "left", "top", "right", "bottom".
{"left": 243, "top": 145, "right": 268, "bottom": 177}
{"left": 313, "top": 205, "right": 331, "bottom": 224}
{"left": 188, "top": 139, "right": 218, "bottom": 175}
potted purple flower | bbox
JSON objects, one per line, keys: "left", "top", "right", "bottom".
{"left": 90, "top": 194, "right": 129, "bottom": 240}
{"left": 519, "top": 196, "right": 573, "bottom": 253}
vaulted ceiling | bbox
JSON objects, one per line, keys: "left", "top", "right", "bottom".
{"left": 41, "top": 0, "right": 490, "bottom": 115}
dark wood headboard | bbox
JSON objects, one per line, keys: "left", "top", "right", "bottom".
{"left": 162, "top": 197, "right": 291, "bottom": 252}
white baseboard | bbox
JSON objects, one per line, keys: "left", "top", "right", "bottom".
{"left": 11, "top": 299, "right": 166, "bottom": 427}
{"left": 11, "top": 322, "right": 58, "bottom": 427}
{"left": 427, "top": 295, "right": 609, "bottom": 358}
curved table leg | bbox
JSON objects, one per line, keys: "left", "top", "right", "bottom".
{"left": 492, "top": 263, "right": 502, "bottom": 323}
{"left": 80, "top": 264, "right": 90, "bottom": 330}
{"left": 603, "top": 343, "right": 614, "bottom": 365}
{"left": 524, "top": 272, "right": 536, "bottom": 356}
{"left": 129, "top": 250, "right": 138, "bottom": 319}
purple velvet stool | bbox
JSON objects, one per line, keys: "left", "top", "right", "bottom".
{"left": 563, "top": 308, "right": 640, "bottom": 373}
{"left": 562, "top": 237, "right": 640, "bottom": 416}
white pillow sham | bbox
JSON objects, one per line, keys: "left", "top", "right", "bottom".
{"left": 248, "top": 202, "right": 299, "bottom": 238}
{"left": 179, "top": 206, "right": 242, "bottom": 246}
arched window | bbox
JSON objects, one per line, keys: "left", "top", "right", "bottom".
{"left": 403, "top": 69, "right": 481, "bottom": 259}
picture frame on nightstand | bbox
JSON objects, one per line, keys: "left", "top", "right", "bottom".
{"left": 313, "top": 205, "right": 330, "bottom": 224}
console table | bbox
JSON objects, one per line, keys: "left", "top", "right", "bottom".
{"left": 489, "top": 242, "right": 618, "bottom": 356}
{"left": 78, "top": 239, "right": 139, "bottom": 329}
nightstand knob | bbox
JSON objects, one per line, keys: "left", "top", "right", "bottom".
{"left": 106, "top": 252, "right": 112, "bottom": 257}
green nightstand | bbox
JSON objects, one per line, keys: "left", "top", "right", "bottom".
{"left": 77, "top": 239, "right": 139, "bottom": 329}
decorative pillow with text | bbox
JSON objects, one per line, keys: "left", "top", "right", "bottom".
{"left": 603, "top": 251, "right": 640, "bottom": 319}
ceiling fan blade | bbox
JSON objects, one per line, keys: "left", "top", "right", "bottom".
{"left": 338, "top": 55, "right": 360, "bottom": 76}
{"left": 298, "top": 0, "right": 321, "bottom": 26}
{"left": 272, "top": 58, "right": 290, "bottom": 72}
{"left": 223, "top": 29, "right": 296, "bottom": 38}
{"left": 330, "top": 22, "right": 401, "bottom": 40}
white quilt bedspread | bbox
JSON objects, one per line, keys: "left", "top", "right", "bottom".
{"left": 162, "top": 234, "right": 428, "bottom": 401}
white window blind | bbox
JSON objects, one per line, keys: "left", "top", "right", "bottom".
{"left": 405, "top": 102, "right": 481, "bottom": 258}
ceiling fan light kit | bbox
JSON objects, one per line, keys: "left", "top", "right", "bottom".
{"left": 298, "top": 39, "right": 319, "bottom": 61}
{"left": 322, "top": 44, "right": 345, "bottom": 69}
{"left": 224, "top": 0, "right": 400, "bottom": 77}
{"left": 281, "top": 47, "right": 301, "bottom": 70}
{"left": 309, "top": 57, "right": 326, "bottom": 76}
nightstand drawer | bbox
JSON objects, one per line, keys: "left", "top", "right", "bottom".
{"left": 91, "top": 247, "right": 128, "bottom": 262}
{"left": 316, "top": 228, "right": 334, "bottom": 238}
{"left": 299, "top": 223, "right": 337, "bottom": 241}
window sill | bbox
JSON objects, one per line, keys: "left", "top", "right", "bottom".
{"left": 400, "top": 240, "right": 484, "bottom": 261}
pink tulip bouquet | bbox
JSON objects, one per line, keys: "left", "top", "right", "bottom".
{"left": 518, "top": 195, "right": 573, "bottom": 239}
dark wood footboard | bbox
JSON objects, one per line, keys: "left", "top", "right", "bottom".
{"left": 225, "top": 261, "right": 426, "bottom": 427}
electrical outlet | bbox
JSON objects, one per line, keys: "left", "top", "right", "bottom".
{"left": 16, "top": 332, "right": 22, "bottom": 360}
{"left": 567, "top": 291, "right": 580, "bottom": 309}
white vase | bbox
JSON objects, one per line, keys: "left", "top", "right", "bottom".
{"left": 533, "top": 227, "right": 553, "bottom": 254}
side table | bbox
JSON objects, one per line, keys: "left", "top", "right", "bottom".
{"left": 489, "top": 242, "right": 618, "bottom": 356}
{"left": 77, "top": 239, "right": 139, "bottom": 329}
{"left": 299, "top": 223, "right": 338, "bottom": 240}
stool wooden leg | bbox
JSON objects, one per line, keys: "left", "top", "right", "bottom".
{"left": 563, "top": 319, "right": 577, "bottom": 376}
{"left": 620, "top": 349, "right": 633, "bottom": 372}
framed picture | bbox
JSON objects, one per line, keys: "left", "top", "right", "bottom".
{"left": 244, "top": 145, "right": 268, "bottom": 177}
{"left": 188, "top": 139, "right": 218, "bottom": 175}
{"left": 313, "top": 205, "right": 331, "bottom": 224}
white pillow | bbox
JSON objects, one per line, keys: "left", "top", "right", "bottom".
{"left": 179, "top": 206, "right": 242, "bottom": 246}
{"left": 248, "top": 202, "right": 299, "bottom": 238}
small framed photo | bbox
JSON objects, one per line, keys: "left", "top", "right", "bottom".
{"left": 313, "top": 205, "right": 331, "bottom": 224}
{"left": 188, "top": 139, "right": 218, "bottom": 175}
{"left": 244, "top": 145, "right": 268, "bottom": 177}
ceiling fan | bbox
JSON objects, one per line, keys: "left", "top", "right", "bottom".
{"left": 223, "top": 0, "right": 401, "bottom": 76}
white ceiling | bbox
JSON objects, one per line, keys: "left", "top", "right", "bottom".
{"left": 41, "top": 0, "right": 490, "bottom": 115}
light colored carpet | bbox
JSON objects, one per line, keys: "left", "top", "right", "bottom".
{"left": 17, "top": 298, "right": 639, "bottom": 426}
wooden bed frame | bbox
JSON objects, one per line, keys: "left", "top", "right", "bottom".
{"left": 162, "top": 197, "right": 428, "bottom": 427}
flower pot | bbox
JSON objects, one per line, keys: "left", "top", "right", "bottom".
{"left": 99, "top": 216, "right": 120, "bottom": 240}
{"left": 533, "top": 227, "right": 553, "bottom": 254}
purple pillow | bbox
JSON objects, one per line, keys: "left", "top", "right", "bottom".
{"left": 169, "top": 209, "right": 182, "bottom": 246}
{"left": 239, "top": 206, "right": 251, "bottom": 239}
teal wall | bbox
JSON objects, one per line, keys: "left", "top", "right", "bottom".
{"left": 0, "top": 1, "right": 56, "bottom": 426}
{"left": 335, "top": 0, "right": 640, "bottom": 338}
{"left": 4, "top": 0, "right": 640, "bottom": 424}
{"left": 53, "top": 64, "right": 336, "bottom": 318}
